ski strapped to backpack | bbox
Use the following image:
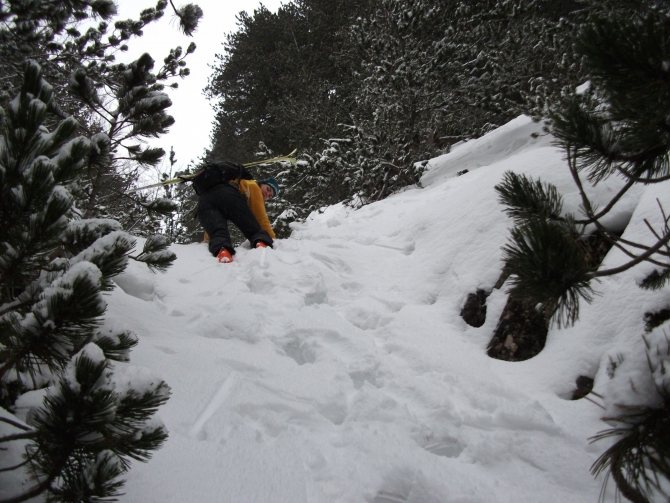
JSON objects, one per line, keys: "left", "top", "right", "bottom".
{"left": 127, "top": 149, "right": 297, "bottom": 193}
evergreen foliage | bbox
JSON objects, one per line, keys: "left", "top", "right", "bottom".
{"left": 502, "top": 218, "right": 595, "bottom": 326}
{"left": 0, "top": 0, "right": 201, "bottom": 237}
{"left": 496, "top": 172, "right": 564, "bottom": 224}
{"left": 203, "top": 0, "right": 669, "bottom": 229}
{"left": 25, "top": 344, "right": 169, "bottom": 503}
{"left": 131, "top": 234, "right": 176, "bottom": 272}
{"left": 495, "top": 6, "right": 670, "bottom": 499}
{"left": 205, "top": 0, "right": 387, "bottom": 224}
{"left": 170, "top": 1, "right": 203, "bottom": 36}
{"left": 639, "top": 267, "right": 670, "bottom": 292}
{"left": 206, "top": 0, "right": 584, "bottom": 227}
{"left": 496, "top": 6, "right": 670, "bottom": 324}
{"left": 0, "top": 60, "right": 174, "bottom": 503}
{"left": 206, "top": 0, "right": 367, "bottom": 162}
{"left": 591, "top": 401, "right": 670, "bottom": 503}
{"left": 591, "top": 333, "right": 670, "bottom": 503}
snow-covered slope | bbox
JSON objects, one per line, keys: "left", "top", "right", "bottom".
{"left": 105, "top": 116, "right": 656, "bottom": 502}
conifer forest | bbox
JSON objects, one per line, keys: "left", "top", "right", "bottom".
{"left": 1, "top": 0, "right": 670, "bottom": 502}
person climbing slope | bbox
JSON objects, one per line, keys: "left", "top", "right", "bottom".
{"left": 194, "top": 160, "right": 280, "bottom": 263}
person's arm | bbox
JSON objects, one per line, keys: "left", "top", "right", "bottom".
{"left": 247, "top": 181, "right": 276, "bottom": 238}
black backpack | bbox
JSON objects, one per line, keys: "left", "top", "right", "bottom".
{"left": 191, "top": 162, "right": 254, "bottom": 195}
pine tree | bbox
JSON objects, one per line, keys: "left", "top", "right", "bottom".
{"left": 496, "top": 7, "right": 670, "bottom": 325}
{"left": 205, "top": 0, "right": 662, "bottom": 226}
{"left": 494, "top": 6, "right": 670, "bottom": 500}
{"left": 0, "top": 0, "right": 202, "bottom": 235}
{"left": 206, "top": 0, "right": 367, "bottom": 162}
{"left": 0, "top": 0, "right": 202, "bottom": 108}
{"left": 283, "top": 0, "right": 583, "bottom": 214}
{"left": 0, "top": 61, "right": 176, "bottom": 503}
{"left": 204, "top": 0, "right": 373, "bottom": 224}
{"left": 68, "top": 42, "right": 194, "bottom": 234}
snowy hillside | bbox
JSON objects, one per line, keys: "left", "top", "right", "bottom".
{"left": 45, "top": 116, "right": 663, "bottom": 501}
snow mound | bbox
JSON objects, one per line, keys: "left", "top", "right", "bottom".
{"left": 421, "top": 115, "right": 553, "bottom": 186}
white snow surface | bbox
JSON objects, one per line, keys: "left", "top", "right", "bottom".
{"left": 14, "top": 116, "right": 666, "bottom": 502}
{"left": 112, "top": 115, "right": 663, "bottom": 503}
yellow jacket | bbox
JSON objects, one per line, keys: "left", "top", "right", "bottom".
{"left": 238, "top": 179, "right": 276, "bottom": 238}
{"left": 203, "top": 179, "right": 276, "bottom": 242}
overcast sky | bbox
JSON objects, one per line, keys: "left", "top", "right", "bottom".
{"left": 114, "top": 0, "right": 285, "bottom": 175}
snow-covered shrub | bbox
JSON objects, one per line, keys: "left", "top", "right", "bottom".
{"left": 494, "top": 7, "right": 670, "bottom": 500}
{"left": 592, "top": 330, "right": 670, "bottom": 503}
{"left": 0, "top": 61, "right": 174, "bottom": 503}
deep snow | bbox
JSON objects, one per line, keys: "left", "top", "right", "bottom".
{"left": 7, "top": 115, "right": 666, "bottom": 502}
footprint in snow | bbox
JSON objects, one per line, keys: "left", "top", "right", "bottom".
{"left": 245, "top": 270, "right": 275, "bottom": 295}
{"left": 304, "top": 272, "right": 328, "bottom": 306}
{"left": 304, "top": 289, "right": 328, "bottom": 306}
{"left": 348, "top": 369, "right": 379, "bottom": 390}
{"left": 317, "top": 394, "right": 348, "bottom": 425}
{"left": 278, "top": 328, "right": 364, "bottom": 367}
{"left": 345, "top": 305, "right": 392, "bottom": 331}
{"left": 281, "top": 339, "right": 317, "bottom": 365}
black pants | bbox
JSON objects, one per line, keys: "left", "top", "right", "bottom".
{"left": 197, "top": 184, "right": 273, "bottom": 256}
